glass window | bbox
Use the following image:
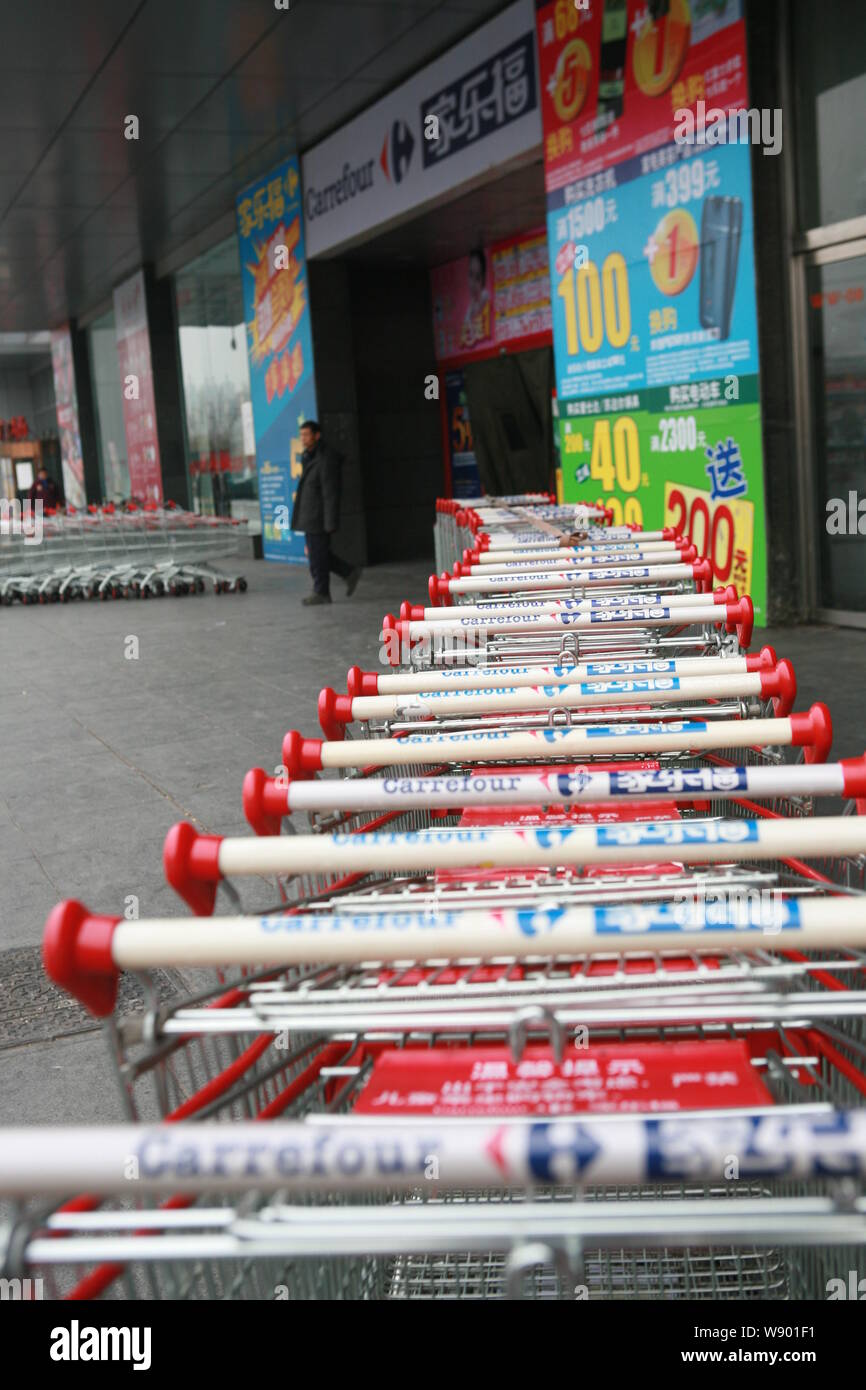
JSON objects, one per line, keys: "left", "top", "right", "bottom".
{"left": 792, "top": 0, "right": 866, "bottom": 231}
{"left": 174, "top": 237, "right": 257, "bottom": 523}
{"left": 88, "top": 309, "right": 129, "bottom": 501}
{"left": 806, "top": 253, "right": 866, "bottom": 613}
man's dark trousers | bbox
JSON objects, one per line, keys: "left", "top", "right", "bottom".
{"left": 306, "top": 531, "right": 352, "bottom": 597}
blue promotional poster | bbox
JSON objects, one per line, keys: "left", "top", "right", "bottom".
{"left": 547, "top": 139, "right": 759, "bottom": 403}
{"left": 444, "top": 369, "right": 482, "bottom": 498}
{"left": 236, "top": 157, "right": 318, "bottom": 563}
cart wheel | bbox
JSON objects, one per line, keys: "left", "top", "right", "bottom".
{"left": 237, "top": 577, "right": 248, "bottom": 592}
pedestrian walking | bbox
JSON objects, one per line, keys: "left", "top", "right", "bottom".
{"left": 291, "top": 421, "right": 361, "bottom": 605}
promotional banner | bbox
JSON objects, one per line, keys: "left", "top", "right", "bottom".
{"left": 491, "top": 227, "right": 553, "bottom": 345}
{"left": 536, "top": 0, "right": 767, "bottom": 622}
{"left": 113, "top": 270, "right": 163, "bottom": 503}
{"left": 236, "top": 156, "right": 317, "bottom": 563}
{"left": 548, "top": 140, "right": 758, "bottom": 400}
{"left": 302, "top": 0, "right": 541, "bottom": 259}
{"left": 444, "top": 369, "right": 482, "bottom": 497}
{"left": 432, "top": 228, "right": 552, "bottom": 362}
{"left": 432, "top": 252, "right": 494, "bottom": 360}
{"left": 537, "top": 0, "right": 747, "bottom": 190}
{"left": 49, "top": 326, "right": 86, "bottom": 507}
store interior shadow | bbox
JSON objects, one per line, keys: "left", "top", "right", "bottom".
{"left": 463, "top": 346, "right": 554, "bottom": 495}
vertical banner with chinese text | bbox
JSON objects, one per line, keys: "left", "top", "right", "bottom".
{"left": 113, "top": 270, "right": 163, "bottom": 503}
{"left": 535, "top": 0, "right": 767, "bottom": 622}
{"left": 50, "top": 326, "right": 86, "bottom": 507}
{"left": 236, "top": 157, "right": 316, "bottom": 563}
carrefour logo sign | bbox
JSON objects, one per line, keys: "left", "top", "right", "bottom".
{"left": 305, "top": 157, "right": 377, "bottom": 221}
{"left": 305, "top": 118, "right": 417, "bottom": 223}
{"left": 381, "top": 119, "right": 415, "bottom": 183}
{"left": 301, "top": 0, "right": 541, "bottom": 257}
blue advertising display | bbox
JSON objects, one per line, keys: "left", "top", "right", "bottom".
{"left": 236, "top": 157, "right": 317, "bottom": 562}
{"left": 547, "top": 138, "right": 759, "bottom": 403}
{"left": 444, "top": 369, "right": 482, "bottom": 498}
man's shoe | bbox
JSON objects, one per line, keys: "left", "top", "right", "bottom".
{"left": 345, "top": 566, "right": 363, "bottom": 597}
{"left": 302, "top": 592, "right": 332, "bottom": 606}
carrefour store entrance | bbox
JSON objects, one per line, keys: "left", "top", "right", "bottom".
{"left": 301, "top": 0, "right": 553, "bottom": 562}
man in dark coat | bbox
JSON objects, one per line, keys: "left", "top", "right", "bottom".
{"left": 27, "top": 464, "right": 61, "bottom": 509}
{"left": 291, "top": 421, "right": 361, "bottom": 605}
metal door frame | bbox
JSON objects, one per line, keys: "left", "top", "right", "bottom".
{"left": 780, "top": 1, "right": 866, "bottom": 627}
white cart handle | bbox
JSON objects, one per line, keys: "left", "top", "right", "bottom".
{"left": 432, "top": 561, "right": 708, "bottom": 599}
{"left": 348, "top": 648, "right": 778, "bottom": 696}
{"left": 5, "top": 1110, "right": 866, "bottom": 1195}
{"left": 464, "top": 546, "right": 692, "bottom": 572}
{"left": 471, "top": 539, "right": 690, "bottom": 564}
{"left": 281, "top": 703, "right": 831, "bottom": 778}
{"left": 384, "top": 597, "right": 754, "bottom": 651}
{"left": 159, "top": 813, "right": 866, "bottom": 913}
{"left": 42, "top": 895, "right": 866, "bottom": 1014}
{"left": 241, "top": 753, "right": 866, "bottom": 835}
{"left": 317, "top": 661, "right": 796, "bottom": 737}
{"left": 410, "top": 589, "right": 724, "bottom": 622}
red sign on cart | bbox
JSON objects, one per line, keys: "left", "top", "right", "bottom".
{"left": 353, "top": 1040, "right": 773, "bottom": 1116}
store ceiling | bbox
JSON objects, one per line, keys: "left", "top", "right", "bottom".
{"left": 0, "top": 0, "right": 510, "bottom": 331}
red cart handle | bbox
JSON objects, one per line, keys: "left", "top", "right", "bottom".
{"left": 243, "top": 768, "right": 291, "bottom": 837}
{"left": 790, "top": 703, "right": 833, "bottom": 764}
{"left": 318, "top": 686, "right": 354, "bottom": 740}
{"left": 43, "top": 901, "right": 121, "bottom": 1018}
{"left": 347, "top": 666, "right": 379, "bottom": 697}
{"left": 722, "top": 596, "right": 754, "bottom": 649}
{"left": 163, "top": 822, "right": 223, "bottom": 916}
{"left": 282, "top": 729, "right": 325, "bottom": 778}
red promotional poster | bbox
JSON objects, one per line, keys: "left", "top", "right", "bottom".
{"left": 113, "top": 269, "right": 163, "bottom": 503}
{"left": 353, "top": 1040, "right": 773, "bottom": 1117}
{"left": 49, "top": 326, "right": 86, "bottom": 508}
{"left": 535, "top": 0, "right": 748, "bottom": 191}
{"left": 490, "top": 227, "right": 553, "bottom": 344}
{"left": 431, "top": 249, "right": 494, "bottom": 360}
{"left": 432, "top": 229, "right": 552, "bottom": 362}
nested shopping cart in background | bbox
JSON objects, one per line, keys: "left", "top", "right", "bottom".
{"left": 3, "top": 492, "right": 866, "bottom": 1300}
{"left": 0, "top": 503, "right": 248, "bottom": 605}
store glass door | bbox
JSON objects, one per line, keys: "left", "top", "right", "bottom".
{"left": 806, "top": 246, "right": 866, "bottom": 620}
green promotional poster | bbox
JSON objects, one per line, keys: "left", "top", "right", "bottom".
{"left": 560, "top": 381, "right": 766, "bottom": 615}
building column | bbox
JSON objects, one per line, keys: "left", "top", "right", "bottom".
{"left": 746, "top": 0, "right": 801, "bottom": 623}
{"left": 69, "top": 322, "right": 101, "bottom": 503}
{"left": 307, "top": 259, "right": 367, "bottom": 566}
{"left": 142, "top": 265, "right": 190, "bottom": 508}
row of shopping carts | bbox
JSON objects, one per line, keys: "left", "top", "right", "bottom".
{"left": 4, "top": 490, "right": 866, "bottom": 1301}
{"left": 0, "top": 502, "right": 248, "bottom": 603}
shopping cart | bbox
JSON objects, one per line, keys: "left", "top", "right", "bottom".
{"left": 6, "top": 491, "right": 865, "bottom": 1301}
{"left": 0, "top": 504, "right": 248, "bottom": 604}
{"left": 23, "top": 806, "right": 866, "bottom": 1300}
